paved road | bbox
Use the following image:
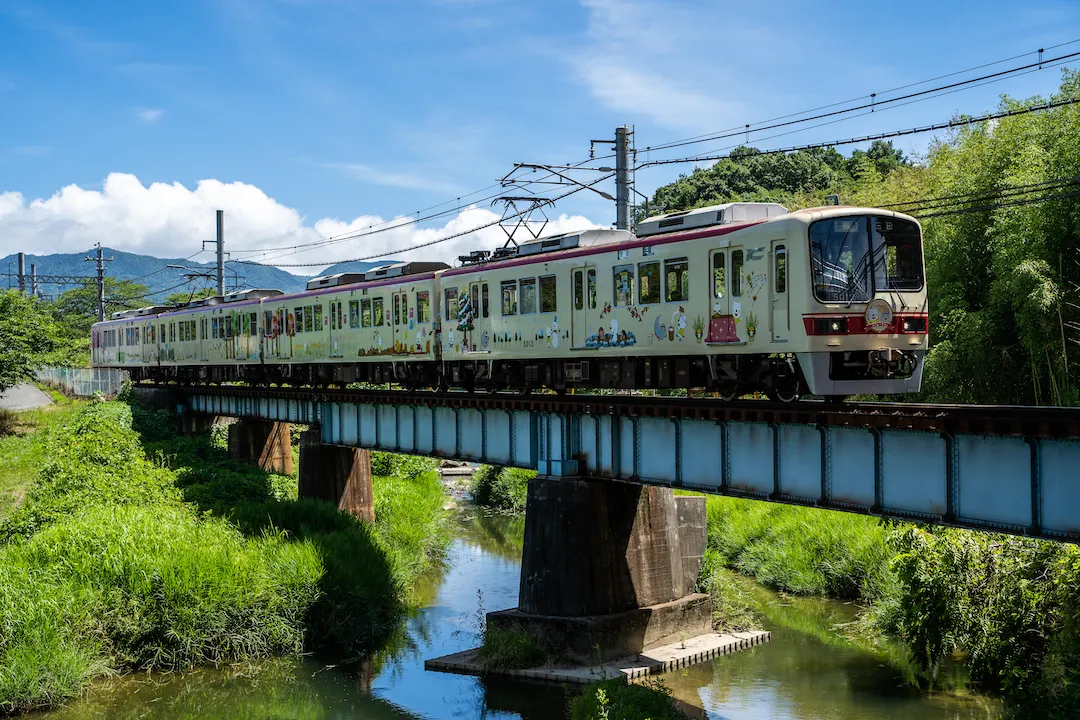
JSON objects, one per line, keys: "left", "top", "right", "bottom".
{"left": 0, "top": 383, "right": 53, "bottom": 411}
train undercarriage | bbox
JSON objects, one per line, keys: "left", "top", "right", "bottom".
{"left": 129, "top": 352, "right": 810, "bottom": 401}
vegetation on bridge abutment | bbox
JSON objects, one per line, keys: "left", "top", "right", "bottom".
{"left": 0, "top": 398, "right": 449, "bottom": 715}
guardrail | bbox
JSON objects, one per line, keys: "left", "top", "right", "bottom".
{"left": 35, "top": 367, "right": 130, "bottom": 398}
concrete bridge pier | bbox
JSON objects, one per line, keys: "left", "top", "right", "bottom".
{"left": 487, "top": 476, "right": 710, "bottom": 664}
{"left": 227, "top": 419, "right": 294, "bottom": 475}
{"left": 298, "top": 428, "right": 375, "bottom": 522}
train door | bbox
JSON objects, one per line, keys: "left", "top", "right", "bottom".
{"left": 279, "top": 307, "right": 292, "bottom": 359}
{"left": 392, "top": 291, "right": 408, "bottom": 354}
{"left": 770, "top": 241, "right": 789, "bottom": 342}
{"left": 571, "top": 266, "right": 596, "bottom": 348}
{"left": 142, "top": 322, "right": 153, "bottom": 363}
{"left": 328, "top": 300, "right": 340, "bottom": 357}
{"left": 468, "top": 281, "right": 490, "bottom": 351}
{"left": 200, "top": 317, "right": 209, "bottom": 361}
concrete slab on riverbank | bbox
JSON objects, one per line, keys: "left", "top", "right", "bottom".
{"left": 0, "top": 383, "right": 53, "bottom": 411}
{"left": 424, "top": 629, "right": 771, "bottom": 685}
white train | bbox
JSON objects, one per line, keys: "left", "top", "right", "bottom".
{"left": 92, "top": 202, "right": 929, "bottom": 400}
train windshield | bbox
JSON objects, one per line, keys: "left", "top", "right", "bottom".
{"left": 809, "top": 215, "right": 923, "bottom": 303}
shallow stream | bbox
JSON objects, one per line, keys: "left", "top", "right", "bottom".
{"left": 37, "top": 507, "right": 1003, "bottom": 719}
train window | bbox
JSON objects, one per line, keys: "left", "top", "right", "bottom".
{"left": 361, "top": 299, "right": 372, "bottom": 327}
{"left": 249, "top": 313, "right": 258, "bottom": 337}
{"left": 871, "top": 217, "right": 923, "bottom": 291}
{"left": 574, "top": 271, "right": 584, "bottom": 310}
{"left": 501, "top": 280, "right": 518, "bottom": 315}
{"left": 713, "top": 253, "right": 726, "bottom": 298}
{"left": 520, "top": 278, "right": 537, "bottom": 314}
{"left": 540, "top": 276, "right": 557, "bottom": 313}
{"left": 731, "top": 251, "right": 744, "bottom": 297}
{"left": 313, "top": 305, "right": 323, "bottom": 332}
{"left": 294, "top": 308, "right": 304, "bottom": 334}
{"left": 417, "top": 292, "right": 431, "bottom": 323}
{"left": 349, "top": 301, "right": 360, "bottom": 328}
{"left": 638, "top": 261, "right": 660, "bottom": 304}
{"left": 444, "top": 288, "right": 458, "bottom": 321}
{"left": 587, "top": 269, "right": 597, "bottom": 309}
{"left": 373, "top": 297, "right": 385, "bottom": 326}
{"left": 613, "top": 264, "right": 634, "bottom": 307}
{"left": 665, "top": 258, "right": 689, "bottom": 303}
{"left": 393, "top": 295, "right": 401, "bottom": 325}
{"left": 400, "top": 295, "right": 408, "bottom": 326}
{"left": 212, "top": 318, "right": 219, "bottom": 339}
{"left": 482, "top": 284, "right": 489, "bottom": 318}
{"left": 775, "top": 246, "right": 787, "bottom": 293}
{"left": 169, "top": 323, "right": 176, "bottom": 343}
{"left": 264, "top": 312, "right": 272, "bottom": 336}
{"left": 226, "top": 316, "right": 233, "bottom": 338}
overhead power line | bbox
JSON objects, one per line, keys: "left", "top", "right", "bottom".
{"left": 644, "top": 42, "right": 1080, "bottom": 154}
{"left": 911, "top": 188, "right": 1080, "bottom": 219}
{"left": 635, "top": 97, "right": 1080, "bottom": 170}
{"left": 235, "top": 173, "right": 616, "bottom": 269}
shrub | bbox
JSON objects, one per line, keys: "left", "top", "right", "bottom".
{"left": 470, "top": 465, "right": 533, "bottom": 512}
{"left": 570, "top": 679, "right": 690, "bottom": 720}
{"left": 371, "top": 451, "right": 440, "bottom": 481}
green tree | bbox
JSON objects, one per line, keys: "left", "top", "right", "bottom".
{"left": 0, "top": 290, "right": 60, "bottom": 393}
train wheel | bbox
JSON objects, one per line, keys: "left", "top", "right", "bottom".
{"left": 766, "top": 386, "right": 800, "bottom": 403}
{"left": 716, "top": 382, "right": 740, "bottom": 402}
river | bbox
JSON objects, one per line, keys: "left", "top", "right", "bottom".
{"left": 36, "top": 506, "right": 1003, "bottom": 720}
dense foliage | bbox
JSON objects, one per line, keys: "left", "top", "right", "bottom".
{"left": 469, "top": 465, "right": 534, "bottom": 512}
{"left": 646, "top": 71, "right": 1080, "bottom": 406}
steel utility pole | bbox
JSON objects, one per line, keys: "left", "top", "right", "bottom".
{"left": 84, "top": 244, "right": 113, "bottom": 322}
{"left": 30, "top": 264, "right": 37, "bottom": 297}
{"left": 215, "top": 210, "right": 225, "bottom": 296}
{"left": 16, "top": 253, "right": 25, "bottom": 294}
{"left": 615, "top": 125, "right": 633, "bottom": 230}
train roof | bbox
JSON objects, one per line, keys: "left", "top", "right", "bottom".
{"left": 636, "top": 202, "right": 789, "bottom": 238}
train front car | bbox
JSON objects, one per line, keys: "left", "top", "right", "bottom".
{"left": 795, "top": 207, "right": 928, "bottom": 399}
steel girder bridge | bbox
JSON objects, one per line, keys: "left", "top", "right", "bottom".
{"left": 168, "top": 385, "right": 1080, "bottom": 543}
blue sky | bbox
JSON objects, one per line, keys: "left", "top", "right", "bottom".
{"left": 1, "top": 0, "right": 1079, "bottom": 271}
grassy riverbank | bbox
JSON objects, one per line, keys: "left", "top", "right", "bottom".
{"left": 701, "top": 495, "right": 1080, "bottom": 717}
{"left": 0, "top": 399, "right": 449, "bottom": 715}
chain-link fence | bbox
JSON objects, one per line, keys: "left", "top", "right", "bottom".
{"left": 35, "top": 367, "right": 130, "bottom": 398}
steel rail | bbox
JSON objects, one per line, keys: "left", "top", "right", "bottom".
{"left": 140, "top": 383, "right": 1080, "bottom": 439}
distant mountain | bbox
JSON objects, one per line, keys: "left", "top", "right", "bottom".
{"left": 0, "top": 248, "right": 316, "bottom": 299}
{"left": 1, "top": 250, "right": 415, "bottom": 301}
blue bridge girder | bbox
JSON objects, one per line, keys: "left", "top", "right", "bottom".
{"left": 174, "top": 386, "right": 1080, "bottom": 543}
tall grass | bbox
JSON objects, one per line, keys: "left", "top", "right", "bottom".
{"left": 0, "top": 400, "right": 85, "bottom": 520}
{"left": 0, "top": 400, "right": 450, "bottom": 714}
{"left": 704, "top": 496, "right": 895, "bottom": 601}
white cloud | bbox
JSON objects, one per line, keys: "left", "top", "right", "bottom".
{"left": 567, "top": 0, "right": 784, "bottom": 133}
{"left": 136, "top": 107, "right": 165, "bottom": 123}
{"left": 0, "top": 173, "right": 602, "bottom": 275}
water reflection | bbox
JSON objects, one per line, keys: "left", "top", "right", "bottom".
{"left": 37, "top": 508, "right": 1004, "bottom": 720}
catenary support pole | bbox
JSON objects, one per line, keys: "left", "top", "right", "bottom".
{"left": 29, "top": 264, "right": 37, "bottom": 297}
{"left": 16, "top": 252, "right": 25, "bottom": 294}
{"left": 215, "top": 209, "right": 225, "bottom": 296}
{"left": 615, "top": 125, "right": 633, "bottom": 230}
{"left": 84, "top": 243, "right": 112, "bottom": 322}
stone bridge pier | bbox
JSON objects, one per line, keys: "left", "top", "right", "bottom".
{"left": 487, "top": 476, "right": 710, "bottom": 664}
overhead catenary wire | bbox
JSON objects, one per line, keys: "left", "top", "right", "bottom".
{"left": 635, "top": 97, "right": 1080, "bottom": 170}
{"left": 230, "top": 156, "right": 613, "bottom": 263}
{"left": 235, "top": 173, "right": 616, "bottom": 269}
{"left": 643, "top": 43, "right": 1080, "bottom": 155}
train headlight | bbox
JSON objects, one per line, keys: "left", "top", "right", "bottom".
{"left": 902, "top": 319, "right": 911, "bottom": 331}
{"left": 899, "top": 317, "right": 927, "bottom": 333}
{"left": 830, "top": 320, "right": 842, "bottom": 332}
{"left": 812, "top": 318, "right": 848, "bottom": 335}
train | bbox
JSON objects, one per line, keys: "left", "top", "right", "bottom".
{"left": 91, "top": 202, "right": 929, "bottom": 401}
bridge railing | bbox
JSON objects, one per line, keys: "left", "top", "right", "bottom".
{"left": 35, "top": 367, "right": 130, "bottom": 398}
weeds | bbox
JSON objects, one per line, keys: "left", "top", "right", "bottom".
{"left": 0, "top": 409, "right": 16, "bottom": 437}
{"left": 569, "top": 678, "right": 689, "bottom": 720}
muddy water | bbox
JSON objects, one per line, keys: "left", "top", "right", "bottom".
{"left": 37, "top": 507, "right": 1002, "bottom": 719}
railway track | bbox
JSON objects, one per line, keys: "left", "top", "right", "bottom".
{"left": 137, "top": 383, "right": 1080, "bottom": 439}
